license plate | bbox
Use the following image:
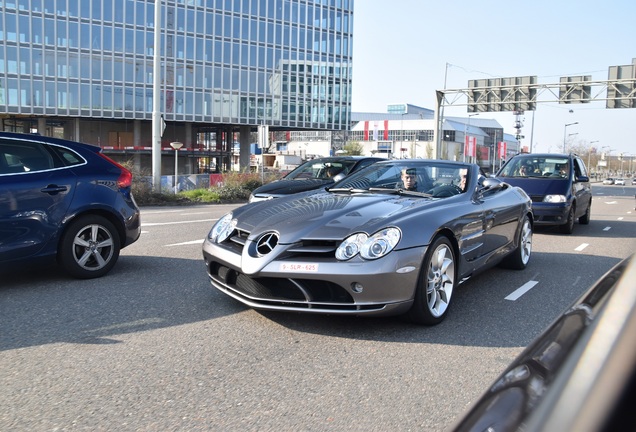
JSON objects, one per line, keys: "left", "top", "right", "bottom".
{"left": 279, "top": 262, "right": 319, "bottom": 272}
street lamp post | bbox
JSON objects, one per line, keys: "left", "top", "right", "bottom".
{"left": 588, "top": 140, "right": 599, "bottom": 174}
{"left": 563, "top": 122, "right": 578, "bottom": 153}
{"left": 464, "top": 113, "right": 479, "bottom": 163}
{"left": 401, "top": 112, "right": 406, "bottom": 158}
{"left": 170, "top": 141, "right": 183, "bottom": 194}
{"left": 602, "top": 146, "right": 614, "bottom": 176}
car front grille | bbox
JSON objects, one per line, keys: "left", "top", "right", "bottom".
{"left": 227, "top": 228, "right": 339, "bottom": 259}
{"left": 529, "top": 195, "right": 544, "bottom": 203}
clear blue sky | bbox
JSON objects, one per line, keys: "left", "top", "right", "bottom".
{"left": 351, "top": 0, "right": 636, "bottom": 157}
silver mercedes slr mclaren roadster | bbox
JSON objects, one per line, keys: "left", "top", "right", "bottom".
{"left": 202, "top": 159, "right": 533, "bottom": 325}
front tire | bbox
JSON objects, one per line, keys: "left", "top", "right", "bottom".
{"left": 579, "top": 200, "right": 591, "bottom": 225}
{"left": 405, "top": 236, "right": 456, "bottom": 325}
{"left": 559, "top": 205, "right": 575, "bottom": 234}
{"left": 501, "top": 216, "right": 532, "bottom": 269}
{"left": 58, "top": 215, "right": 121, "bottom": 279}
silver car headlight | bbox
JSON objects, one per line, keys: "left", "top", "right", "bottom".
{"left": 361, "top": 228, "right": 401, "bottom": 259}
{"left": 336, "top": 233, "right": 368, "bottom": 260}
{"left": 336, "top": 228, "right": 401, "bottom": 261}
{"left": 208, "top": 213, "right": 236, "bottom": 243}
{"left": 543, "top": 194, "right": 566, "bottom": 203}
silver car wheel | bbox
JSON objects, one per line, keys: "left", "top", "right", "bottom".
{"left": 520, "top": 218, "right": 532, "bottom": 265}
{"left": 59, "top": 215, "right": 121, "bottom": 278}
{"left": 426, "top": 242, "right": 455, "bottom": 318}
{"left": 72, "top": 224, "right": 115, "bottom": 270}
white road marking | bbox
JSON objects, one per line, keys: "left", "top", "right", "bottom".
{"left": 605, "top": 201, "right": 617, "bottom": 205}
{"left": 141, "top": 219, "right": 215, "bottom": 227}
{"left": 167, "top": 239, "right": 204, "bottom": 246}
{"left": 574, "top": 243, "right": 589, "bottom": 251}
{"left": 603, "top": 226, "right": 612, "bottom": 231}
{"left": 618, "top": 217, "right": 624, "bottom": 220}
{"left": 142, "top": 209, "right": 190, "bottom": 214}
{"left": 505, "top": 280, "right": 539, "bottom": 301}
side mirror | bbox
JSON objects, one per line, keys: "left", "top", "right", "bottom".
{"left": 477, "top": 177, "right": 504, "bottom": 197}
{"left": 332, "top": 173, "right": 346, "bottom": 182}
{"left": 575, "top": 175, "right": 589, "bottom": 183}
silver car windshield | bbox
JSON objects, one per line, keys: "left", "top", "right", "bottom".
{"left": 329, "top": 161, "right": 470, "bottom": 197}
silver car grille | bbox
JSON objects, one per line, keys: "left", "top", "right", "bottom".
{"left": 226, "top": 228, "right": 339, "bottom": 259}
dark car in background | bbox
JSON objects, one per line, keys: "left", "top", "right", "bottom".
{"left": 496, "top": 153, "right": 591, "bottom": 234}
{"left": 450, "top": 254, "right": 636, "bottom": 431}
{"left": 0, "top": 132, "right": 141, "bottom": 278}
{"left": 248, "top": 156, "right": 383, "bottom": 202}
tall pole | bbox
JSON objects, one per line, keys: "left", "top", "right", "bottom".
{"left": 170, "top": 142, "right": 183, "bottom": 194}
{"left": 588, "top": 140, "right": 599, "bottom": 172}
{"left": 174, "top": 148, "right": 179, "bottom": 193}
{"left": 492, "top": 129, "right": 497, "bottom": 173}
{"left": 435, "top": 63, "right": 450, "bottom": 160}
{"left": 401, "top": 112, "right": 406, "bottom": 158}
{"left": 152, "top": 1, "right": 163, "bottom": 191}
{"left": 563, "top": 122, "right": 578, "bottom": 153}
{"left": 529, "top": 110, "right": 535, "bottom": 153}
{"left": 464, "top": 113, "right": 478, "bottom": 163}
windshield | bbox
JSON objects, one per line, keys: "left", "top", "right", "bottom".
{"left": 285, "top": 159, "right": 357, "bottom": 180}
{"left": 498, "top": 156, "right": 570, "bottom": 179}
{"left": 330, "top": 160, "right": 471, "bottom": 198}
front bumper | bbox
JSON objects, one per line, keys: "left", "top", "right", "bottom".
{"left": 530, "top": 202, "right": 570, "bottom": 226}
{"left": 202, "top": 240, "right": 427, "bottom": 317}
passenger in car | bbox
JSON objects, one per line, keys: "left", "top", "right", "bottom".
{"left": 458, "top": 168, "right": 468, "bottom": 191}
{"left": 326, "top": 166, "right": 343, "bottom": 179}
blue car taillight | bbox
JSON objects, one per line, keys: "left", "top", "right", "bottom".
{"left": 98, "top": 153, "right": 133, "bottom": 188}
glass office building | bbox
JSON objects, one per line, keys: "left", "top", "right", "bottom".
{"left": 0, "top": 0, "right": 354, "bottom": 170}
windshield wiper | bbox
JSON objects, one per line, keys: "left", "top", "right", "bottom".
{"left": 368, "top": 187, "right": 432, "bottom": 197}
{"left": 395, "top": 189, "right": 432, "bottom": 197}
{"left": 327, "top": 186, "right": 432, "bottom": 197}
{"left": 326, "top": 187, "right": 370, "bottom": 193}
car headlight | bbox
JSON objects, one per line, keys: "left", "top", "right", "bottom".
{"left": 335, "top": 233, "right": 368, "bottom": 260}
{"left": 208, "top": 213, "right": 236, "bottom": 243}
{"left": 543, "top": 194, "right": 566, "bottom": 203}
{"left": 336, "top": 228, "right": 401, "bottom": 261}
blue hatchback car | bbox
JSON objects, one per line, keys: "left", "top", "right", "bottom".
{"left": 0, "top": 132, "right": 141, "bottom": 278}
{"left": 496, "top": 153, "right": 592, "bottom": 234}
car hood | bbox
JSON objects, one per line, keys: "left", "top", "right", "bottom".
{"left": 233, "top": 190, "right": 446, "bottom": 246}
{"left": 252, "top": 179, "right": 332, "bottom": 196}
{"left": 498, "top": 177, "right": 569, "bottom": 196}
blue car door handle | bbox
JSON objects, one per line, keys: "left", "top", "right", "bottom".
{"left": 41, "top": 184, "right": 68, "bottom": 195}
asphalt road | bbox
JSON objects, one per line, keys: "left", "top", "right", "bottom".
{"left": 1, "top": 185, "right": 635, "bottom": 431}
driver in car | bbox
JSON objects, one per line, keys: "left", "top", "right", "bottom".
{"left": 400, "top": 168, "right": 419, "bottom": 191}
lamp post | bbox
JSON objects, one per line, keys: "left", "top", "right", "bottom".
{"left": 401, "top": 112, "right": 406, "bottom": 158}
{"left": 588, "top": 140, "right": 599, "bottom": 174}
{"left": 464, "top": 113, "right": 479, "bottom": 163}
{"left": 170, "top": 141, "right": 183, "bottom": 194}
{"left": 563, "top": 122, "right": 578, "bottom": 152}
{"left": 602, "top": 146, "right": 614, "bottom": 176}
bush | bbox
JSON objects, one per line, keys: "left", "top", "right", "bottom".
{"left": 128, "top": 169, "right": 270, "bottom": 206}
